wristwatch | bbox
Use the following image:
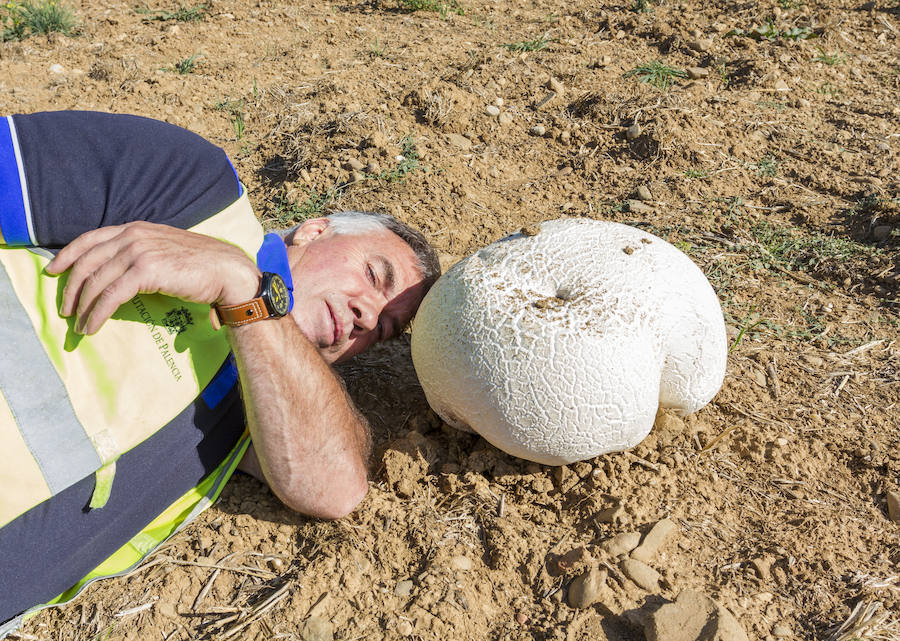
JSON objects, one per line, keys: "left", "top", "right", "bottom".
{"left": 215, "top": 272, "right": 293, "bottom": 327}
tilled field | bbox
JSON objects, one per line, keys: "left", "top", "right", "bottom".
{"left": 2, "top": 0, "right": 899, "bottom": 639}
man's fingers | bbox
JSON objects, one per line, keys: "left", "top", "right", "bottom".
{"left": 46, "top": 226, "right": 125, "bottom": 276}
{"left": 72, "top": 252, "right": 133, "bottom": 327}
{"left": 59, "top": 234, "right": 135, "bottom": 317}
{"left": 78, "top": 271, "right": 143, "bottom": 335}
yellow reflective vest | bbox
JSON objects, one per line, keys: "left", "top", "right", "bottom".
{"left": 0, "top": 191, "right": 262, "bottom": 625}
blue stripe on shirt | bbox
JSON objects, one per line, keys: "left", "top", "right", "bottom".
{"left": 0, "top": 117, "right": 30, "bottom": 245}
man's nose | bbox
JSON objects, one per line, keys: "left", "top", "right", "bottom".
{"left": 350, "top": 293, "right": 380, "bottom": 331}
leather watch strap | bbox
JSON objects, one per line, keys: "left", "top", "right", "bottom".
{"left": 215, "top": 298, "right": 272, "bottom": 327}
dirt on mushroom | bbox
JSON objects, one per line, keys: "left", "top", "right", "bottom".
{"left": 3, "top": 0, "right": 899, "bottom": 639}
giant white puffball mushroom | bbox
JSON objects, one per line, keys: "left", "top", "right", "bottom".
{"left": 410, "top": 219, "right": 727, "bottom": 465}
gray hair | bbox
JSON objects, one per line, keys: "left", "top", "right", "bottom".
{"left": 281, "top": 211, "right": 441, "bottom": 293}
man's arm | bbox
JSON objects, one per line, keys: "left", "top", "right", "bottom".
{"left": 46, "top": 222, "right": 371, "bottom": 519}
{"left": 227, "top": 318, "right": 371, "bottom": 519}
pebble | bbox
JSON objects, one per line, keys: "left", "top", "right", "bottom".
{"left": 631, "top": 518, "right": 678, "bottom": 563}
{"left": 530, "top": 124, "right": 546, "bottom": 136}
{"left": 366, "top": 160, "right": 380, "bottom": 174}
{"left": 301, "top": 616, "right": 334, "bottom": 641}
{"left": 485, "top": 105, "right": 501, "bottom": 117}
{"left": 601, "top": 532, "right": 642, "bottom": 557}
{"left": 774, "top": 79, "right": 790, "bottom": 92}
{"left": 446, "top": 133, "right": 472, "bottom": 150}
{"left": 559, "top": 130, "right": 571, "bottom": 143}
{"left": 887, "top": 490, "right": 900, "bottom": 522}
{"left": 751, "top": 556, "right": 774, "bottom": 581}
{"left": 548, "top": 77, "right": 564, "bottom": 94}
{"left": 449, "top": 555, "right": 473, "bottom": 571}
{"left": 596, "top": 501, "right": 623, "bottom": 523}
{"left": 516, "top": 611, "right": 529, "bottom": 625}
{"left": 772, "top": 623, "right": 792, "bottom": 637}
{"left": 621, "top": 559, "right": 660, "bottom": 591}
{"left": 493, "top": 97, "right": 504, "bottom": 107}
{"left": 873, "top": 225, "right": 892, "bottom": 241}
{"left": 625, "top": 123, "right": 642, "bottom": 140}
{"left": 499, "top": 111, "right": 514, "bottom": 126}
{"left": 626, "top": 200, "right": 654, "bottom": 214}
{"left": 636, "top": 184, "right": 653, "bottom": 201}
{"left": 49, "top": 64, "right": 65, "bottom": 74}
{"left": 568, "top": 567, "right": 607, "bottom": 609}
{"left": 687, "top": 66, "right": 709, "bottom": 79}
{"left": 688, "top": 38, "right": 713, "bottom": 53}
{"left": 643, "top": 590, "right": 749, "bottom": 641}
{"left": 394, "top": 580, "right": 414, "bottom": 596}
{"left": 345, "top": 158, "right": 365, "bottom": 172}
{"left": 876, "top": 141, "right": 891, "bottom": 153}
{"left": 397, "top": 620, "right": 414, "bottom": 636}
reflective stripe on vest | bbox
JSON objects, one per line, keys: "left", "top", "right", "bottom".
{"left": 0, "top": 192, "right": 263, "bottom": 528}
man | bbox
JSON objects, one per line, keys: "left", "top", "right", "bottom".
{"left": 0, "top": 111, "right": 440, "bottom": 627}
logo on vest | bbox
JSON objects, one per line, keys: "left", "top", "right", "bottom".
{"left": 163, "top": 306, "right": 194, "bottom": 335}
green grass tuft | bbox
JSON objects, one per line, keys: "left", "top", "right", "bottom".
{"left": 137, "top": 3, "right": 208, "bottom": 22}
{"left": 624, "top": 61, "right": 688, "bottom": 90}
{"left": 2, "top": 0, "right": 77, "bottom": 40}
{"left": 396, "top": 0, "right": 463, "bottom": 18}
{"left": 502, "top": 33, "right": 553, "bottom": 52}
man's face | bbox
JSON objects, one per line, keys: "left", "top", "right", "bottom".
{"left": 285, "top": 219, "right": 426, "bottom": 364}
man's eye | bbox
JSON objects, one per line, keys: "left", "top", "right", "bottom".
{"left": 366, "top": 264, "right": 376, "bottom": 286}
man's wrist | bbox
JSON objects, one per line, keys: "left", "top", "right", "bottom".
{"left": 217, "top": 257, "right": 263, "bottom": 307}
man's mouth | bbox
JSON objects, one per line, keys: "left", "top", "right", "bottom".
{"left": 327, "top": 301, "right": 341, "bottom": 346}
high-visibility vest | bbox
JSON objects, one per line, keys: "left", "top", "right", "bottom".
{"left": 0, "top": 191, "right": 262, "bottom": 629}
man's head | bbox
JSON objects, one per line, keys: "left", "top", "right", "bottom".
{"left": 282, "top": 211, "right": 440, "bottom": 364}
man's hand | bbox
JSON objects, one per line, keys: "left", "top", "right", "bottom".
{"left": 46, "top": 221, "right": 261, "bottom": 335}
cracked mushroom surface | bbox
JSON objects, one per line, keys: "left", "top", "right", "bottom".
{"left": 411, "top": 219, "right": 727, "bottom": 465}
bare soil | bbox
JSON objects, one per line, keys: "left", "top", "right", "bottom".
{"left": 3, "top": 0, "right": 899, "bottom": 639}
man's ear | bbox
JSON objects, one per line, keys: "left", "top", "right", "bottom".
{"left": 286, "top": 218, "right": 330, "bottom": 247}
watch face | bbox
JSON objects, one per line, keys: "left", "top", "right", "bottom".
{"left": 266, "top": 274, "right": 292, "bottom": 317}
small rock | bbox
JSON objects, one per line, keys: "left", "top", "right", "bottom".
{"left": 499, "top": 111, "right": 513, "bottom": 126}
{"left": 344, "top": 158, "right": 365, "bottom": 172}
{"left": 301, "top": 616, "right": 334, "bottom": 641}
{"left": 687, "top": 66, "right": 709, "bottom": 79}
{"left": 485, "top": 105, "right": 501, "bottom": 117}
{"left": 800, "top": 354, "right": 824, "bottom": 368}
{"left": 636, "top": 184, "right": 653, "bottom": 201}
{"left": 797, "top": 98, "right": 811, "bottom": 108}
{"left": 887, "top": 490, "right": 900, "bottom": 522}
{"left": 165, "top": 24, "right": 181, "bottom": 35}
{"left": 621, "top": 559, "right": 660, "bottom": 591}
{"left": 488, "top": 166, "right": 500, "bottom": 178}
{"left": 568, "top": 567, "right": 607, "bottom": 609}
{"left": 548, "top": 77, "right": 565, "bottom": 94}
{"left": 876, "top": 141, "right": 890, "bottom": 153}
{"left": 449, "top": 555, "right": 473, "bottom": 571}
{"left": 49, "top": 64, "right": 65, "bottom": 74}
{"left": 751, "top": 556, "right": 774, "bottom": 581}
{"left": 772, "top": 623, "right": 792, "bottom": 637}
{"left": 774, "top": 78, "right": 791, "bottom": 92}
{"left": 397, "top": 619, "right": 414, "bottom": 636}
{"left": 601, "top": 532, "right": 642, "bottom": 557}
{"left": 530, "top": 124, "right": 546, "bottom": 136}
{"left": 596, "top": 501, "right": 623, "bottom": 523}
{"left": 516, "top": 611, "right": 529, "bottom": 625}
{"left": 394, "top": 579, "right": 414, "bottom": 596}
{"left": 750, "top": 367, "right": 767, "bottom": 388}
{"left": 873, "top": 225, "right": 892, "bottom": 241}
{"left": 626, "top": 200, "right": 654, "bottom": 214}
{"left": 643, "top": 590, "right": 749, "bottom": 641}
{"left": 688, "top": 38, "right": 713, "bottom": 53}
{"left": 493, "top": 97, "right": 504, "bottom": 107}
{"left": 446, "top": 133, "right": 472, "bottom": 150}
{"left": 559, "top": 130, "right": 571, "bottom": 143}
{"left": 631, "top": 518, "right": 678, "bottom": 563}
{"left": 625, "top": 123, "right": 642, "bottom": 140}
{"left": 366, "top": 160, "right": 380, "bottom": 174}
